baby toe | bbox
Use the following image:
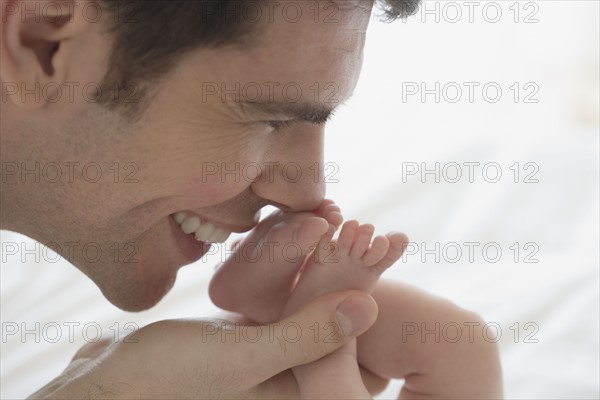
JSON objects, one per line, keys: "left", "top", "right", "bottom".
{"left": 349, "top": 223, "right": 375, "bottom": 259}
{"left": 362, "top": 235, "right": 390, "bottom": 267}
{"left": 322, "top": 202, "right": 341, "bottom": 215}
{"left": 373, "top": 232, "right": 409, "bottom": 271}
{"left": 336, "top": 220, "right": 359, "bottom": 256}
{"left": 314, "top": 199, "right": 336, "bottom": 215}
{"left": 325, "top": 210, "right": 344, "bottom": 231}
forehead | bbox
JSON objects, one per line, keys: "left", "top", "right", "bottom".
{"left": 176, "top": 0, "right": 373, "bottom": 106}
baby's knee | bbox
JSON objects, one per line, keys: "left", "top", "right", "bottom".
{"left": 436, "top": 300, "right": 495, "bottom": 346}
{"left": 441, "top": 302, "right": 504, "bottom": 396}
{"left": 437, "top": 301, "right": 502, "bottom": 370}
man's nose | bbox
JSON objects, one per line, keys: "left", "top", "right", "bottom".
{"left": 251, "top": 124, "right": 326, "bottom": 212}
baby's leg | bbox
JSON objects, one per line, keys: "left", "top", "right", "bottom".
{"left": 209, "top": 200, "right": 342, "bottom": 323}
{"left": 357, "top": 280, "right": 504, "bottom": 399}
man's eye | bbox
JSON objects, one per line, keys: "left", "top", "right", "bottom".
{"left": 265, "top": 120, "right": 298, "bottom": 129}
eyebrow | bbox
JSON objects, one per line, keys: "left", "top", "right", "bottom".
{"left": 237, "top": 100, "right": 346, "bottom": 125}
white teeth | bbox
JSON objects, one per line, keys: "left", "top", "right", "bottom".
{"left": 181, "top": 216, "right": 200, "bottom": 234}
{"left": 173, "top": 213, "right": 232, "bottom": 244}
{"left": 195, "top": 224, "right": 232, "bottom": 243}
{"left": 174, "top": 212, "right": 186, "bottom": 224}
{"left": 194, "top": 223, "right": 215, "bottom": 241}
{"left": 209, "top": 228, "right": 231, "bottom": 243}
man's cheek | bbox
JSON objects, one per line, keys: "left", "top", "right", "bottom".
{"left": 199, "top": 160, "right": 262, "bottom": 187}
{"left": 186, "top": 167, "right": 254, "bottom": 205}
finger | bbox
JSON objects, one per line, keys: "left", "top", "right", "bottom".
{"left": 249, "top": 370, "right": 299, "bottom": 399}
{"left": 299, "top": 362, "right": 373, "bottom": 399}
{"left": 71, "top": 336, "right": 114, "bottom": 360}
{"left": 360, "top": 366, "right": 391, "bottom": 397}
{"left": 294, "top": 342, "right": 373, "bottom": 399}
{"left": 234, "top": 291, "right": 378, "bottom": 388}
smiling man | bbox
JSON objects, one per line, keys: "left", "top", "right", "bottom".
{"left": 1, "top": 0, "right": 421, "bottom": 397}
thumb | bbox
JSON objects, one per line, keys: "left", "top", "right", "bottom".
{"left": 235, "top": 290, "right": 378, "bottom": 387}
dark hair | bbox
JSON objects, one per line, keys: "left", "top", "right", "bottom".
{"left": 97, "top": 0, "right": 421, "bottom": 113}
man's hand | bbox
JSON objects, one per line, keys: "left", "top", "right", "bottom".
{"left": 29, "top": 291, "right": 377, "bottom": 399}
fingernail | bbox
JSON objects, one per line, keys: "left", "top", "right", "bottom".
{"left": 336, "top": 295, "right": 377, "bottom": 337}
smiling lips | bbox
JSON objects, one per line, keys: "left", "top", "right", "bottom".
{"left": 172, "top": 212, "right": 232, "bottom": 243}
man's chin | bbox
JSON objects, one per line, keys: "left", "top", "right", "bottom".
{"left": 82, "top": 215, "right": 211, "bottom": 311}
{"left": 84, "top": 249, "right": 180, "bottom": 312}
{"left": 92, "top": 267, "right": 177, "bottom": 312}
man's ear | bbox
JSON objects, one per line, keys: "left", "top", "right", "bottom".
{"left": 1, "top": 0, "right": 89, "bottom": 109}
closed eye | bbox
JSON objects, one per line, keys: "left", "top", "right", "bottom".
{"left": 265, "top": 113, "right": 335, "bottom": 130}
{"left": 265, "top": 119, "right": 300, "bottom": 130}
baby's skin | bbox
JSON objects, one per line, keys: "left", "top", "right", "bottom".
{"left": 209, "top": 200, "right": 504, "bottom": 399}
{"left": 210, "top": 199, "right": 405, "bottom": 397}
{"left": 209, "top": 199, "right": 406, "bottom": 324}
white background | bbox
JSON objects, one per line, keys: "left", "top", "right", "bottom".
{"left": 2, "top": 1, "right": 599, "bottom": 398}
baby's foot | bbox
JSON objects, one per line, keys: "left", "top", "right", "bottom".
{"left": 282, "top": 221, "right": 408, "bottom": 396}
{"left": 281, "top": 220, "right": 408, "bottom": 319}
{"left": 209, "top": 200, "right": 343, "bottom": 323}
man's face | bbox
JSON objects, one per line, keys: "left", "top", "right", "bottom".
{"left": 0, "top": 1, "right": 372, "bottom": 310}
